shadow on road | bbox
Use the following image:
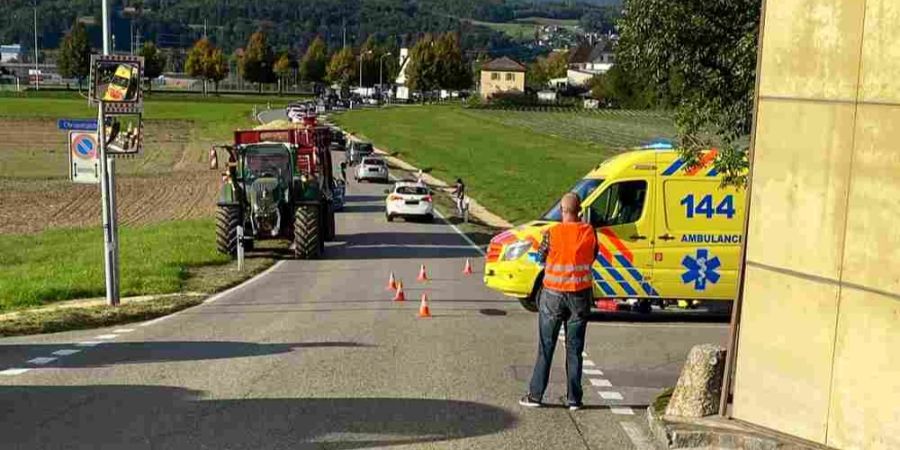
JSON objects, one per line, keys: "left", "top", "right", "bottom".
{"left": 0, "top": 341, "right": 371, "bottom": 368}
{"left": 328, "top": 232, "right": 483, "bottom": 260}
{"left": 586, "top": 310, "right": 730, "bottom": 324}
{"left": 0, "top": 385, "right": 517, "bottom": 449}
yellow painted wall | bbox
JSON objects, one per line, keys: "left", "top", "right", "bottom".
{"left": 479, "top": 70, "right": 525, "bottom": 99}
{"left": 733, "top": 0, "right": 900, "bottom": 448}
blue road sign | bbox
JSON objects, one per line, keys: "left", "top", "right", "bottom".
{"left": 57, "top": 119, "right": 98, "bottom": 131}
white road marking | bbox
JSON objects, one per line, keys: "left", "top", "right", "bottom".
{"left": 611, "top": 407, "right": 635, "bottom": 415}
{"left": 0, "top": 368, "right": 31, "bottom": 376}
{"left": 582, "top": 351, "right": 588, "bottom": 357}
{"left": 95, "top": 334, "right": 118, "bottom": 340}
{"left": 113, "top": 328, "right": 134, "bottom": 333}
{"left": 27, "top": 357, "right": 57, "bottom": 365}
{"left": 599, "top": 391, "right": 624, "bottom": 400}
{"left": 51, "top": 349, "right": 81, "bottom": 356}
{"left": 590, "top": 378, "right": 613, "bottom": 387}
{"left": 584, "top": 368, "right": 604, "bottom": 376}
{"left": 583, "top": 360, "right": 596, "bottom": 367}
{"left": 75, "top": 341, "right": 102, "bottom": 347}
{"left": 203, "top": 260, "right": 286, "bottom": 305}
{"left": 139, "top": 314, "right": 171, "bottom": 327}
{"left": 620, "top": 421, "right": 656, "bottom": 450}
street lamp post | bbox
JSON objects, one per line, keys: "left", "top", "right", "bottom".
{"left": 379, "top": 52, "right": 392, "bottom": 103}
{"left": 358, "top": 50, "right": 373, "bottom": 96}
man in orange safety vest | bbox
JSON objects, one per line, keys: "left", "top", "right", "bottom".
{"left": 520, "top": 192, "right": 598, "bottom": 411}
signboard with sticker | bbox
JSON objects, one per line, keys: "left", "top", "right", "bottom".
{"left": 69, "top": 131, "right": 100, "bottom": 184}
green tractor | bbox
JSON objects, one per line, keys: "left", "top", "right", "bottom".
{"left": 210, "top": 117, "right": 336, "bottom": 259}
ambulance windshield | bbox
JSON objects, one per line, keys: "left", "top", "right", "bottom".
{"left": 541, "top": 178, "right": 604, "bottom": 221}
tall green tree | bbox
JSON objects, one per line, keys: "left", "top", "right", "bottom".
{"left": 617, "top": 0, "right": 761, "bottom": 186}
{"left": 185, "top": 38, "right": 214, "bottom": 95}
{"left": 57, "top": 21, "right": 91, "bottom": 90}
{"left": 239, "top": 31, "right": 276, "bottom": 92}
{"left": 405, "top": 34, "right": 438, "bottom": 93}
{"left": 273, "top": 53, "right": 293, "bottom": 94}
{"left": 587, "top": 65, "right": 656, "bottom": 109}
{"left": 139, "top": 42, "right": 166, "bottom": 93}
{"left": 434, "top": 32, "right": 471, "bottom": 90}
{"left": 300, "top": 36, "right": 328, "bottom": 84}
{"left": 326, "top": 47, "right": 356, "bottom": 88}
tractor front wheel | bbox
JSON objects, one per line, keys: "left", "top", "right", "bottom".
{"left": 215, "top": 205, "right": 240, "bottom": 257}
{"left": 294, "top": 205, "right": 322, "bottom": 259}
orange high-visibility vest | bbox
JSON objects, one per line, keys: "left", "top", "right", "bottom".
{"left": 543, "top": 222, "right": 597, "bottom": 292}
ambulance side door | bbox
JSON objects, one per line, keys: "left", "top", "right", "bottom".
{"left": 584, "top": 177, "right": 657, "bottom": 299}
{"left": 652, "top": 175, "right": 744, "bottom": 300}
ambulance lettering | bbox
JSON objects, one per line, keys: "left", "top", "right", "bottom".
{"left": 680, "top": 234, "right": 742, "bottom": 244}
{"left": 681, "top": 249, "right": 721, "bottom": 291}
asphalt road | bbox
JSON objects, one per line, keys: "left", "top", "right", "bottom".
{"left": 0, "top": 147, "right": 729, "bottom": 449}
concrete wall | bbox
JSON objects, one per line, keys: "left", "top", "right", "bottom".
{"left": 732, "top": 0, "right": 900, "bottom": 448}
{"left": 479, "top": 70, "right": 524, "bottom": 99}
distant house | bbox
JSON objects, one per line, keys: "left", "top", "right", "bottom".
{"left": 1, "top": 44, "right": 22, "bottom": 63}
{"left": 566, "top": 40, "right": 616, "bottom": 87}
{"left": 479, "top": 57, "right": 526, "bottom": 99}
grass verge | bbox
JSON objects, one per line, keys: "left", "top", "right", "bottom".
{"left": 0, "top": 295, "right": 202, "bottom": 337}
{"left": 333, "top": 104, "right": 673, "bottom": 224}
{"left": 0, "top": 219, "right": 269, "bottom": 311}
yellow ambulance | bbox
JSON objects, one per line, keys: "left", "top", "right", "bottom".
{"left": 483, "top": 142, "right": 745, "bottom": 313}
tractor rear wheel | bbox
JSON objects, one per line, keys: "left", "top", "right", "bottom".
{"left": 294, "top": 205, "right": 321, "bottom": 259}
{"left": 324, "top": 202, "right": 336, "bottom": 241}
{"left": 215, "top": 205, "right": 240, "bottom": 257}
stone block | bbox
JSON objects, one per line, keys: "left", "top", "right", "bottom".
{"left": 665, "top": 344, "right": 726, "bottom": 418}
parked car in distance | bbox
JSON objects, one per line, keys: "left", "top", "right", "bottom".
{"left": 355, "top": 157, "right": 389, "bottom": 183}
{"left": 385, "top": 182, "right": 434, "bottom": 222}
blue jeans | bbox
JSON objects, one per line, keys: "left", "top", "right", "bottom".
{"left": 528, "top": 287, "right": 591, "bottom": 405}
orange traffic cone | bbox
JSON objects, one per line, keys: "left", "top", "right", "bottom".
{"left": 417, "top": 264, "right": 429, "bottom": 282}
{"left": 387, "top": 272, "right": 397, "bottom": 290}
{"left": 418, "top": 292, "right": 432, "bottom": 318}
{"left": 463, "top": 258, "right": 474, "bottom": 275}
{"left": 393, "top": 280, "right": 406, "bottom": 302}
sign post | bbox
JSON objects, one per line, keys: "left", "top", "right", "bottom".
{"left": 89, "top": 0, "right": 144, "bottom": 307}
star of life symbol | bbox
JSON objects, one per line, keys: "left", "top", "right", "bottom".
{"left": 681, "top": 249, "right": 721, "bottom": 291}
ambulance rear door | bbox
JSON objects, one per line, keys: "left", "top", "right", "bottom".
{"left": 651, "top": 155, "right": 744, "bottom": 300}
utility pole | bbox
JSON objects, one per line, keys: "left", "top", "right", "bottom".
{"left": 98, "top": 0, "right": 120, "bottom": 306}
{"left": 33, "top": 1, "right": 39, "bottom": 90}
{"left": 379, "top": 52, "right": 392, "bottom": 100}
{"left": 342, "top": 18, "right": 346, "bottom": 48}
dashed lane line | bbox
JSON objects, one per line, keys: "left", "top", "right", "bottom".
{"left": 589, "top": 378, "right": 612, "bottom": 387}
{"left": 583, "top": 360, "right": 596, "bottom": 367}
{"left": 113, "top": 328, "right": 134, "bottom": 333}
{"left": 598, "top": 391, "right": 624, "bottom": 400}
{"left": 51, "top": 349, "right": 81, "bottom": 356}
{"left": 0, "top": 368, "right": 31, "bottom": 376}
{"left": 94, "top": 334, "right": 118, "bottom": 340}
{"left": 27, "top": 357, "right": 57, "bottom": 365}
{"left": 611, "top": 407, "right": 635, "bottom": 415}
{"left": 584, "top": 368, "right": 604, "bottom": 376}
{"left": 75, "top": 341, "right": 102, "bottom": 347}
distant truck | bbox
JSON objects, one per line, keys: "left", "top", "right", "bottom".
{"left": 211, "top": 115, "right": 337, "bottom": 259}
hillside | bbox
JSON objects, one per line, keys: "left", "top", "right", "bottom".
{"left": 0, "top": 0, "right": 618, "bottom": 59}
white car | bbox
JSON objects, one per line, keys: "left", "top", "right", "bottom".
{"left": 385, "top": 182, "right": 434, "bottom": 222}
{"left": 355, "top": 157, "right": 389, "bottom": 182}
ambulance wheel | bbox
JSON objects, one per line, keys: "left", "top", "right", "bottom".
{"left": 521, "top": 283, "right": 542, "bottom": 313}
{"left": 635, "top": 299, "right": 652, "bottom": 314}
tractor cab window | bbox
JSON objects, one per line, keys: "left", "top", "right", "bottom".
{"left": 587, "top": 180, "right": 647, "bottom": 228}
{"left": 244, "top": 145, "right": 291, "bottom": 181}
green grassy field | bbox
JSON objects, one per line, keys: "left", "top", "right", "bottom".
{"left": 0, "top": 219, "right": 231, "bottom": 310}
{"left": 333, "top": 105, "right": 674, "bottom": 224}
